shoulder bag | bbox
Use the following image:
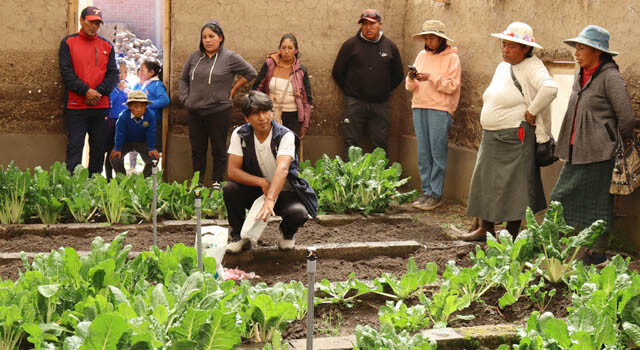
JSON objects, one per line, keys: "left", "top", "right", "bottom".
{"left": 510, "top": 65, "right": 558, "bottom": 167}
{"left": 610, "top": 128, "right": 640, "bottom": 195}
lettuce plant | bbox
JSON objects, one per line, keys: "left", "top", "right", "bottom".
{"left": 30, "top": 163, "right": 69, "bottom": 224}
{"left": 94, "top": 175, "right": 134, "bottom": 224}
{"left": 378, "top": 300, "right": 430, "bottom": 332}
{"left": 129, "top": 172, "right": 169, "bottom": 222}
{"left": 419, "top": 287, "right": 473, "bottom": 329}
{"left": 316, "top": 272, "right": 375, "bottom": 308}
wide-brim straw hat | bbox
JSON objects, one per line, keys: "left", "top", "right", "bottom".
{"left": 563, "top": 25, "right": 619, "bottom": 56}
{"left": 124, "top": 90, "right": 152, "bottom": 105}
{"left": 412, "top": 20, "right": 453, "bottom": 42}
{"left": 491, "top": 22, "right": 543, "bottom": 49}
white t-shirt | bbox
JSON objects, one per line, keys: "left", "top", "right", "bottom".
{"left": 228, "top": 126, "right": 296, "bottom": 191}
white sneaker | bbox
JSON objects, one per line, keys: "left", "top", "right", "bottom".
{"left": 278, "top": 238, "right": 295, "bottom": 250}
{"left": 226, "top": 238, "right": 250, "bottom": 253}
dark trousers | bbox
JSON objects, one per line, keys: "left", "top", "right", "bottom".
{"left": 281, "top": 111, "right": 302, "bottom": 136}
{"left": 110, "top": 142, "right": 155, "bottom": 177}
{"left": 223, "top": 181, "right": 309, "bottom": 241}
{"left": 104, "top": 118, "right": 117, "bottom": 181}
{"left": 343, "top": 95, "right": 390, "bottom": 155}
{"left": 187, "top": 108, "right": 232, "bottom": 183}
{"left": 64, "top": 108, "right": 108, "bottom": 175}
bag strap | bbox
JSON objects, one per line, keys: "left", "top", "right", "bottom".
{"left": 510, "top": 65, "right": 524, "bottom": 97}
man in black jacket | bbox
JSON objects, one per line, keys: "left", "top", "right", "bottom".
{"left": 332, "top": 9, "right": 404, "bottom": 155}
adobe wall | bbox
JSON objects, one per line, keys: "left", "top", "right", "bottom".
{"left": 0, "top": 0, "right": 68, "bottom": 136}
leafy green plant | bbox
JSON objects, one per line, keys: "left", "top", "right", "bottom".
{"left": 62, "top": 167, "right": 98, "bottom": 223}
{"left": 30, "top": 163, "right": 69, "bottom": 224}
{"left": 129, "top": 172, "right": 170, "bottom": 222}
{"left": 354, "top": 323, "right": 436, "bottom": 350}
{"left": 164, "top": 172, "right": 201, "bottom": 220}
{"left": 247, "top": 294, "right": 297, "bottom": 343}
{"left": 525, "top": 202, "right": 606, "bottom": 284}
{"left": 498, "top": 261, "right": 537, "bottom": 309}
{"left": 262, "top": 329, "right": 289, "bottom": 350}
{"left": 94, "top": 175, "right": 134, "bottom": 224}
{"left": 316, "top": 272, "right": 375, "bottom": 307}
{"left": 525, "top": 278, "right": 556, "bottom": 313}
{"left": 374, "top": 259, "right": 438, "bottom": 300}
{"left": 300, "top": 147, "right": 417, "bottom": 214}
{"left": 419, "top": 287, "right": 473, "bottom": 329}
{"left": 378, "top": 300, "right": 430, "bottom": 332}
{"left": 202, "top": 183, "right": 227, "bottom": 219}
{"left": 0, "top": 162, "right": 31, "bottom": 224}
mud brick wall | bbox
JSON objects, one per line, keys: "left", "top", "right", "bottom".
{"left": 0, "top": 0, "right": 69, "bottom": 135}
{"left": 404, "top": 0, "right": 640, "bottom": 149}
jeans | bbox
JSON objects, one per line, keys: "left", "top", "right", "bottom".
{"left": 223, "top": 181, "right": 309, "bottom": 241}
{"left": 412, "top": 108, "right": 452, "bottom": 198}
{"left": 343, "top": 95, "right": 390, "bottom": 155}
{"left": 63, "top": 108, "right": 108, "bottom": 175}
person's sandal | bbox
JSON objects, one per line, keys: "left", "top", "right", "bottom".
{"left": 226, "top": 238, "right": 250, "bottom": 254}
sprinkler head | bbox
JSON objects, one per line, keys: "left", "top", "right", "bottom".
{"left": 306, "top": 247, "right": 317, "bottom": 261}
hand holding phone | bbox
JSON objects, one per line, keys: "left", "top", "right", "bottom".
{"left": 408, "top": 65, "right": 418, "bottom": 79}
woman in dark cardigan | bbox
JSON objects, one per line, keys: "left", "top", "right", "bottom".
{"left": 551, "top": 25, "right": 636, "bottom": 263}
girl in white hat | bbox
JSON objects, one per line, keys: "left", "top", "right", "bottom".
{"left": 406, "top": 20, "right": 462, "bottom": 211}
{"left": 460, "top": 22, "right": 558, "bottom": 240}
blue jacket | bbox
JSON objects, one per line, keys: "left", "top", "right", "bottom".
{"left": 133, "top": 79, "right": 169, "bottom": 121}
{"left": 109, "top": 87, "right": 128, "bottom": 119}
{"left": 236, "top": 121, "right": 318, "bottom": 218}
{"left": 114, "top": 109, "right": 156, "bottom": 151}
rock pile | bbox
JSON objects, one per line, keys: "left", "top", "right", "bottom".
{"left": 114, "top": 31, "right": 161, "bottom": 73}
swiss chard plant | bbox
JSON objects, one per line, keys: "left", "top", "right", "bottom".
{"left": 300, "top": 147, "right": 417, "bottom": 214}
{"left": 30, "top": 163, "right": 69, "bottom": 224}
{"left": 0, "top": 162, "right": 31, "bottom": 224}
{"left": 129, "top": 172, "right": 169, "bottom": 222}
{"left": 374, "top": 259, "right": 438, "bottom": 300}
{"left": 316, "top": 272, "right": 375, "bottom": 308}
{"left": 419, "top": 287, "right": 473, "bottom": 329}
{"left": 354, "top": 322, "right": 437, "bottom": 350}
{"left": 94, "top": 175, "right": 134, "bottom": 224}
{"left": 164, "top": 172, "right": 201, "bottom": 220}
{"left": 378, "top": 300, "right": 430, "bottom": 332}
{"left": 525, "top": 201, "right": 606, "bottom": 284}
{"left": 62, "top": 167, "right": 98, "bottom": 223}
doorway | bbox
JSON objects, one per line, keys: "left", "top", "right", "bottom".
{"left": 68, "top": 0, "right": 171, "bottom": 177}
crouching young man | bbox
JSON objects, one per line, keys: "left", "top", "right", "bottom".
{"left": 224, "top": 91, "right": 318, "bottom": 253}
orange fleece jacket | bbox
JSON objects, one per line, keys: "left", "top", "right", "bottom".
{"left": 405, "top": 46, "right": 461, "bottom": 116}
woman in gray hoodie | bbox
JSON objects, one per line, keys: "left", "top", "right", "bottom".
{"left": 179, "top": 20, "right": 257, "bottom": 189}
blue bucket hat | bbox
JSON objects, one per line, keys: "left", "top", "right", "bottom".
{"left": 563, "top": 25, "right": 618, "bottom": 56}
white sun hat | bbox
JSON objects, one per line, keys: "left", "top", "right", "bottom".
{"left": 491, "top": 22, "right": 543, "bottom": 49}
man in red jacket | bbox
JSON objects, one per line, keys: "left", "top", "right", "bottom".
{"left": 59, "top": 6, "right": 118, "bottom": 175}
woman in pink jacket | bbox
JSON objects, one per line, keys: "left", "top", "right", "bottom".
{"left": 406, "top": 20, "right": 462, "bottom": 210}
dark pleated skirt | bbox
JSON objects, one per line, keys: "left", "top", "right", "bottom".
{"left": 550, "top": 158, "right": 615, "bottom": 232}
{"left": 467, "top": 123, "right": 546, "bottom": 222}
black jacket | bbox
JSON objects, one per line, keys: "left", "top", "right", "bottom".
{"left": 236, "top": 121, "right": 318, "bottom": 218}
{"left": 332, "top": 31, "right": 404, "bottom": 102}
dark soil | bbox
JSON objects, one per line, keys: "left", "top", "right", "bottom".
{"left": 1, "top": 200, "right": 637, "bottom": 340}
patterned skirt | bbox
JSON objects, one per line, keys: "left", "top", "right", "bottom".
{"left": 550, "top": 158, "right": 615, "bottom": 232}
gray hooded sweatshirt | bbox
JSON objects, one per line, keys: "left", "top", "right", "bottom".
{"left": 179, "top": 22, "right": 256, "bottom": 114}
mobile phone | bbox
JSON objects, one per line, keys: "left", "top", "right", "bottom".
{"left": 407, "top": 65, "right": 417, "bottom": 72}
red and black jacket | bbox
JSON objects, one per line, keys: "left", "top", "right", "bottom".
{"left": 59, "top": 31, "right": 119, "bottom": 109}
